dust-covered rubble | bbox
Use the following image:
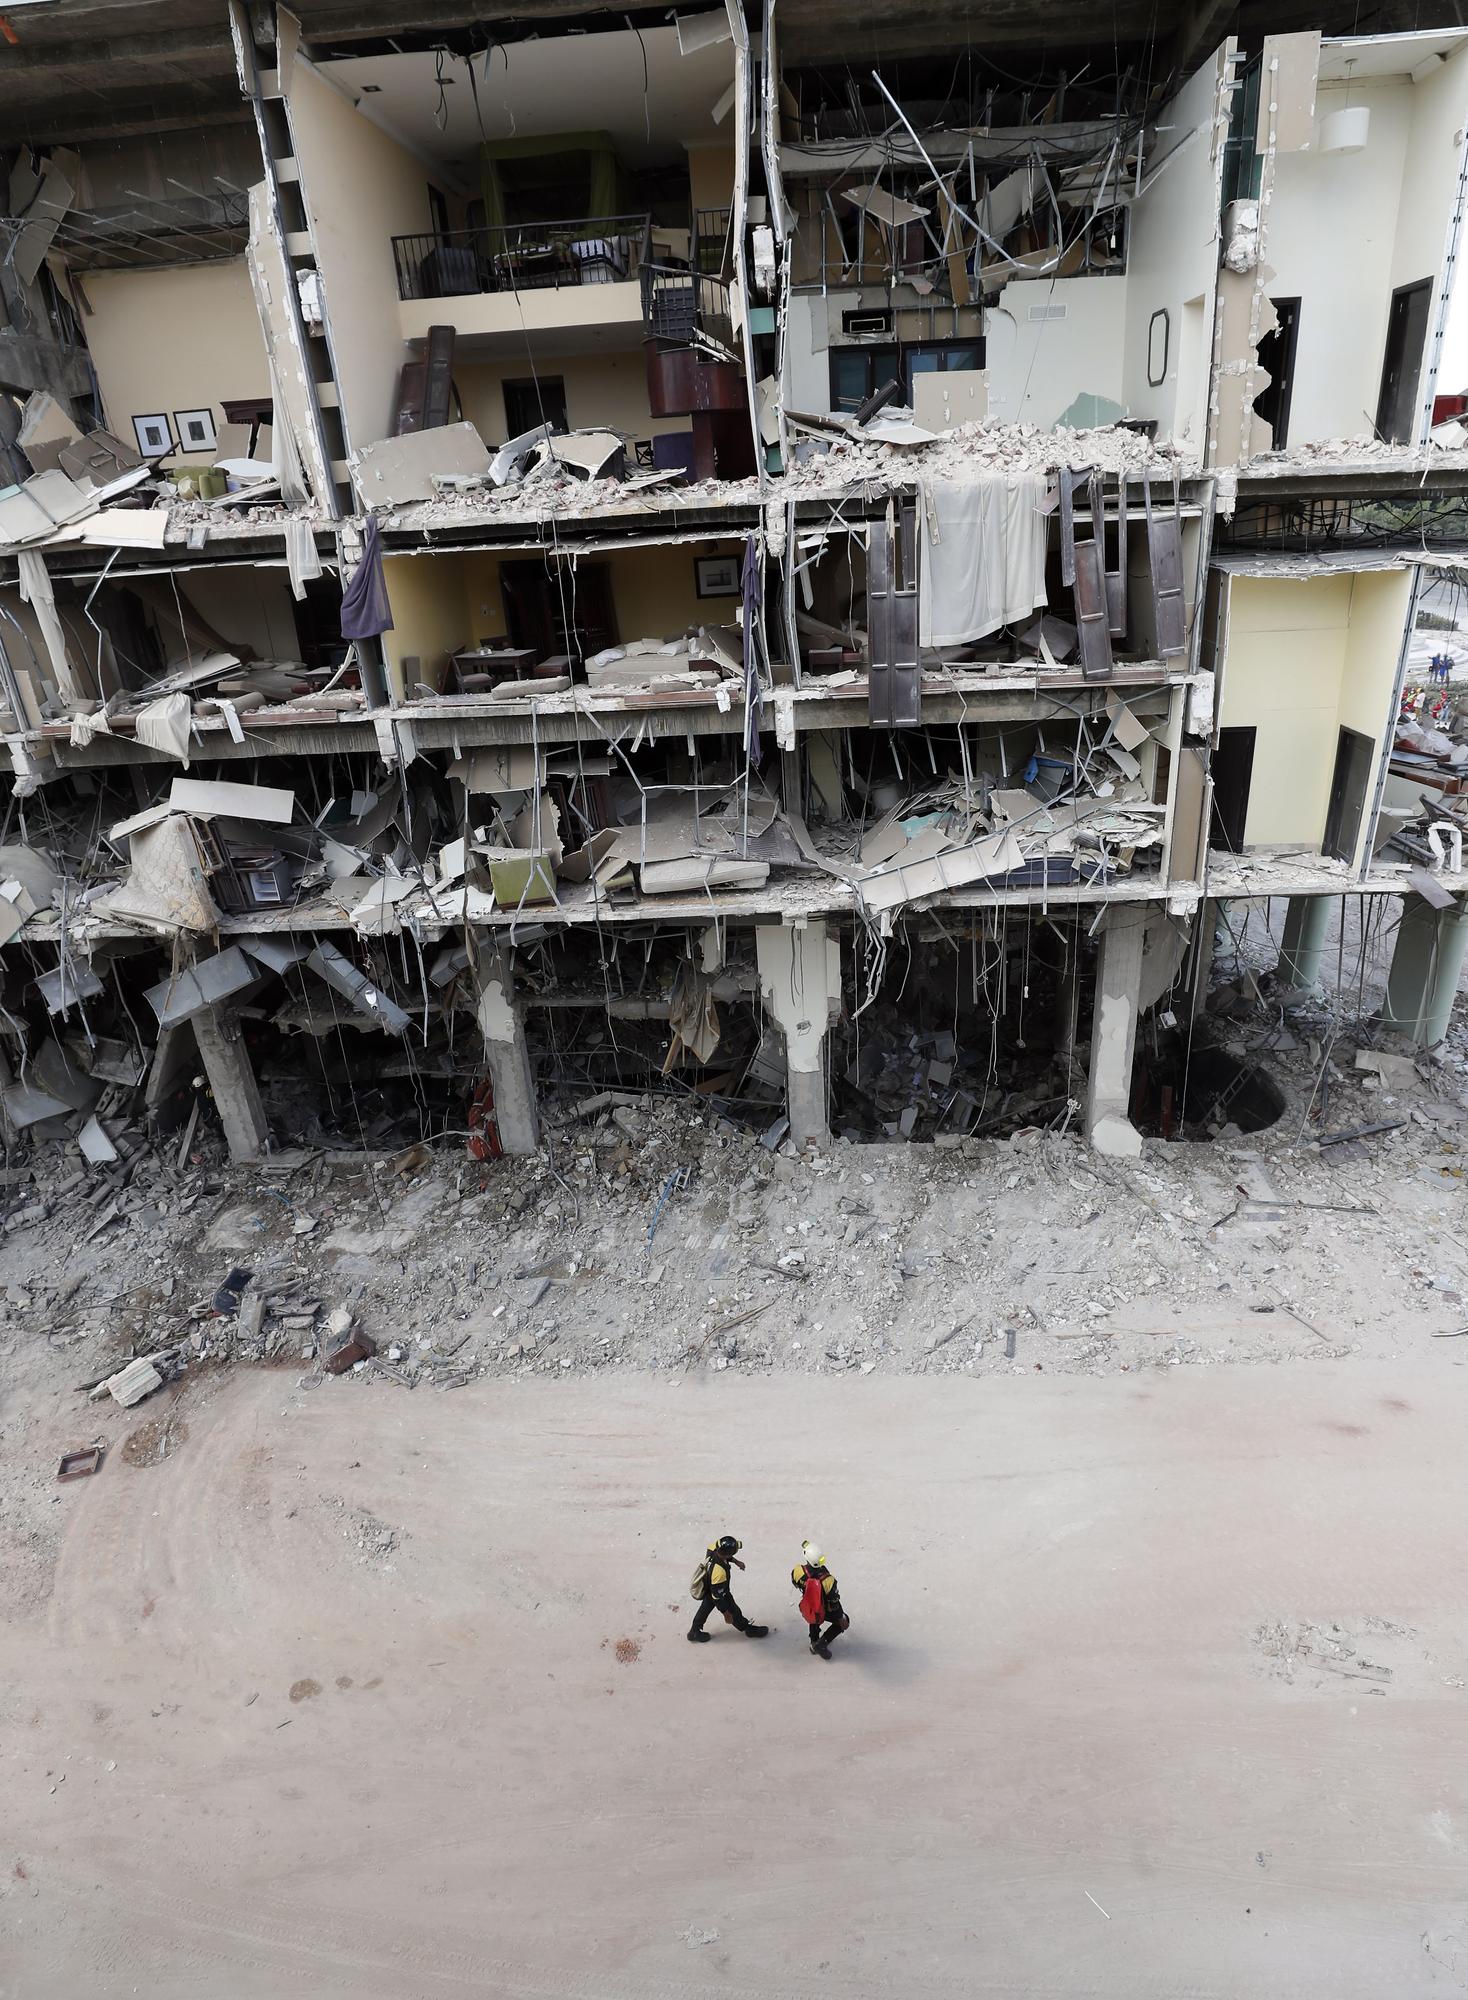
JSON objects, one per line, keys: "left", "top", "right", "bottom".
{"left": 0, "top": 1013, "right": 1465, "bottom": 1417}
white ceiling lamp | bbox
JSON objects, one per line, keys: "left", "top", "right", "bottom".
{"left": 1321, "top": 59, "right": 1370, "bottom": 153}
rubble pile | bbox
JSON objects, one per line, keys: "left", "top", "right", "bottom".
{"left": 378, "top": 414, "right": 1202, "bottom": 539}
{"left": 2, "top": 973, "right": 1467, "bottom": 1435}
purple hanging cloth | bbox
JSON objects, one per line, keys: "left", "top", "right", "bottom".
{"left": 340, "top": 515, "right": 394, "bottom": 640}
{"left": 741, "top": 533, "right": 764, "bottom": 767}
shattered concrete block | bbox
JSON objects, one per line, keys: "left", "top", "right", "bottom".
{"left": 105, "top": 1358, "right": 163, "bottom": 1408}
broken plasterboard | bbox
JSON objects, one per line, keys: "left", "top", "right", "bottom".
{"left": 449, "top": 746, "right": 544, "bottom": 794}
{"left": 35, "top": 961, "right": 104, "bottom": 1017}
{"left": 144, "top": 946, "right": 260, "bottom": 1027}
{"left": 489, "top": 422, "right": 555, "bottom": 486}
{"left": 305, "top": 941, "right": 411, "bottom": 1035}
{"left": 8, "top": 148, "right": 76, "bottom": 287}
{"left": 639, "top": 857, "right": 770, "bottom": 894}
{"left": 167, "top": 778, "right": 295, "bottom": 825}
{"left": 78, "top": 507, "right": 169, "bottom": 550}
{"left": 348, "top": 875, "right": 421, "bottom": 935}
{"left": 536, "top": 430, "right": 624, "bottom": 480}
{"left": 840, "top": 184, "right": 930, "bottom": 229}
{"left": 16, "top": 391, "right": 82, "bottom": 476}
{"left": 77, "top": 1115, "right": 119, "bottom": 1166}
{"left": 0, "top": 846, "right": 59, "bottom": 910}
{"left": 1105, "top": 695, "right": 1152, "bottom": 753}
{"left": 351, "top": 422, "right": 492, "bottom": 506}
{"left": 860, "top": 828, "right": 1025, "bottom": 911}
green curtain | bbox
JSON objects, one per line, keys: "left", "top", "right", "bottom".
{"left": 478, "top": 131, "right": 624, "bottom": 232}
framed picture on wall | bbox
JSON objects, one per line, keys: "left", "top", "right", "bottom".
{"left": 174, "top": 408, "right": 218, "bottom": 453}
{"left": 694, "top": 553, "right": 740, "bottom": 599}
{"left": 132, "top": 413, "right": 173, "bottom": 458}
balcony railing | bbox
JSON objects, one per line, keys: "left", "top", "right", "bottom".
{"left": 392, "top": 215, "right": 651, "bottom": 303}
{"left": 640, "top": 262, "right": 735, "bottom": 352}
{"left": 693, "top": 206, "right": 731, "bottom": 274}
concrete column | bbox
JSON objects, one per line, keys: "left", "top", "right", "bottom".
{"left": 1085, "top": 906, "right": 1148, "bottom": 1159}
{"left": 1276, "top": 894, "right": 1334, "bottom": 991}
{"left": 192, "top": 1006, "right": 269, "bottom": 1162}
{"left": 755, "top": 920, "right": 837, "bottom": 1148}
{"left": 1380, "top": 893, "right": 1468, "bottom": 1048}
{"left": 473, "top": 944, "right": 539, "bottom": 1154}
{"left": 1052, "top": 950, "right": 1079, "bottom": 1069}
{"left": 1187, "top": 898, "right": 1219, "bottom": 1022}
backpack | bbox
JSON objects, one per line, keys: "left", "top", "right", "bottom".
{"left": 690, "top": 1558, "right": 712, "bottom": 1600}
{"left": 799, "top": 1572, "right": 826, "bottom": 1624}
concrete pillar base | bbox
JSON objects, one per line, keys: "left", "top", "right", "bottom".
{"left": 1085, "top": 906, "right": 1147, "bottom": 1156}
{"left": 474, "top": 945, "right": 539, "bottom": 1154}
{"left": 755, "top": 920, "right": 839, "bottom": 1149}
{"left": 1188, "top": 898, "right": 1219, "bottom": 1022}
{"left": 1052, "top": 950, "right": 1079, "bottom": 1068}
{"left": 1380, "top": 893, "right": 1468, "bottom": 1048}
{"left": 192, "top": 1006, "right": 269, "bottom": 1162}
{"left": 1091, "top": 1111, "right": 1143, "bottom": 1160}
{"left": 786, "top": 1066, "right": 828, "bottom": 1150}
{"left": 1276, "top": 894, "right": 1334, "bottom": 990}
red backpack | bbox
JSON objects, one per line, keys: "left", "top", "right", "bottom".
{"left": 799, "top": 1571, "right": 826, "bottom": 1623}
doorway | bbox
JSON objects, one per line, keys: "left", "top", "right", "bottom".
{"left": 503, "top": 375, "right": 568, "bottom": 437}
{"left": 1254, "top": 296, "right": 1300, "bottom": 447}
{"left": 1375, "top": 280, "right": 1432, "bottom": 445}
{"left": 1323, "top": 725, "right": 1375, "bottom": 863}
{"left": 500, "top": 557, "right": 618, "bottom": 668}
{"left": 1209, "top": 726, "right": 1256, "bottom": 853}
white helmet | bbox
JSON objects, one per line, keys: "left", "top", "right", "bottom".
{"left": 802, "top": 1540, "right": 824, "bottom": 1567}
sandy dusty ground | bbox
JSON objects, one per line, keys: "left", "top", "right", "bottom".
{"left": 4, "top": 1356, "right": 1468, "bottom": 1997}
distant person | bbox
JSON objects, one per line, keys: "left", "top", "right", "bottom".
{"left": 793, "top": 1540, "right": 849, "bottom": 1660}
{"left": 687, "top": 1535, "right": 768, "bottom": 1644}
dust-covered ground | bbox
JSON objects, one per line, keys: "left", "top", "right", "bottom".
{"left": 2, "top": 974, "right": 1468, "bottom": 1600}
{"left": 4, "top": 907, "right": 1468, "bottom": 1993}
{"left": 4, "top": 1362, "right": 1468, "bottom": 1998}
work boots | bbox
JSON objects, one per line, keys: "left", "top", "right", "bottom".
{"left": 745, "top": 1624, "right": 769, "bottom": 1638}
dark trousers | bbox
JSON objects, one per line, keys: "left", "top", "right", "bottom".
{"left": 808, "top": 1615, "right": 846, "bottom": 1650}
{"left": 690, "top": 1591, "right": 750, "bottom": 1635}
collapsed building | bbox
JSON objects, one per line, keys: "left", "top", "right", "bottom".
{"left": 3, "top": 2, "right": 1468, "bottom": 1169}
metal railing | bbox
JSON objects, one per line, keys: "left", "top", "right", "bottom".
{"left": 693, "top": 206, "right": 731, "bottom": 274}
{"left": 392, "top": 214, "right": 651, "bottom": 302}
{"left": 640, "top": 261, "right": 735, "bottom": 351}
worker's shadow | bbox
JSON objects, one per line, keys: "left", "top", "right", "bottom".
{"left": 829, "top": 1631, "right": 927, "bottom": 1687}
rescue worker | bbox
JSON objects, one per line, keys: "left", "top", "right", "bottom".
{"left": 792, "top": 1540, "right": 848, "bottom": 1659}
{"left": 687, "top": 1535, "right": 769, "bottom": 1643}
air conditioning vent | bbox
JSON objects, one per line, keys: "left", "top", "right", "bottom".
{"left": 842, "top": 309, "right": 894, "bottom": 337}
{"left": 1027, "top": 303, "right": 1068, "bottom": 323}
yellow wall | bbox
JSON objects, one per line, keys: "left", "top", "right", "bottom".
{"left": 1341, "top": 569, "right": 1411, "bottom": 741}
{"left": 379, "top": 543, "right": 742, "bottom": 692}
{"left": 381, "top": 552, "right": 472, "bottom": 696}
{"left": 287, "top": 61, "right": 442, "bottom": 456}
{"left": 688, "top": 144, "right": 736, "bottom": 215}
{"left": 456, "top": 351, "right": 685, "bottom": 444}
{"left": 1218, "top": 571, "right": 1407, "bottom": 860}
{"left": 609, "top": 543, "right": 740, "bottom": 635}
{"left": 80, "top": 259, "right": 270, "bottom": 459}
